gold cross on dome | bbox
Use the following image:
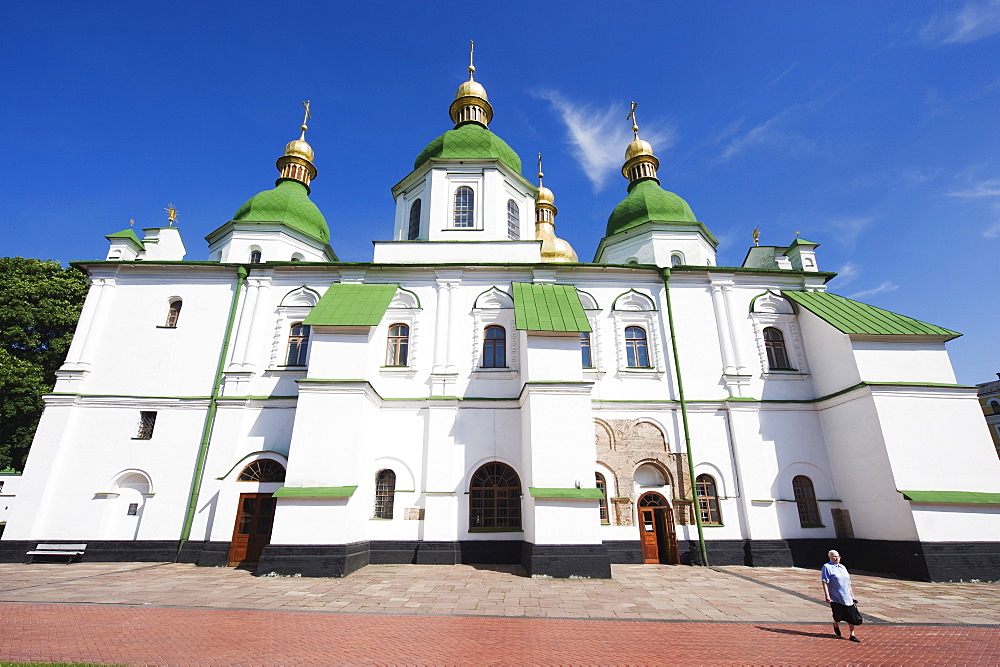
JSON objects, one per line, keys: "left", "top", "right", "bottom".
{"left": 752, "top": 227, "right": 761, "bottom": 246}
{"left": 165, "top": 204, "right": 178, "bottom": 226}
{"left": 468, "top": 40, "right": 475, "bottom": 78}
{"left": 301, "top": 100, "right": 312, "bottom": 125}
{"left": 627, "top": 101, "right": 640, "bottom": 139}
{"left": 537, "top": 153, "right": 544, "bottom": 185}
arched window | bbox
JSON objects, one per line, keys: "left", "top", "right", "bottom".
{"left": 454, "top": 186, "right": 474, "bottom": 228}
{"left": 625, "top": 326, "right": 650, "bottom": 368}
{"left": 469, "top": 462, "right": 521, "bottom": 529}
{"left": 482, "top": 325, "right": 506, "bottom": 368}
{"left": 249, "top": 249, "right": 262, "bottom": 264}
{"left": 696, "top": 474, "right": 722, "bottom": 525}
{"left": 164, "top": 299, "right": 182, "bottom": 328}
{"left": 581, "top": 331, "right": 593, "bottom": 368}
{"left": 374, "top": 469, "right": 396, "bottom": 519}
{"left": 285, "top": 322, "right": 310, "bottom": 366}
{"left": 792, "top": 475, "right": 821, "bottom": 527}
{"left": 763, "top": 327, "right": 793, "bottom": 370}
{"left": 290, "top": 253, "right": 304, "bottom": 262}
{"left": 407, "top": 199, "right": 422, "bottom": 240}
{"left": 991, "top": 400, "right": 1000, "bottom": 415}
{"left": 670, "top": 253, "right": 684, "bottom": 267}
{"left": 238, "top": 459, "right": 286, "bottom": 483}
{"left": 507, "top": 199, "right": 520, "bottom": 240}
{"left": 596, "top": 472, "right": 609, "bottom": 524}
{"left": 385, "top": 323, "right": 410, "bottom": 366}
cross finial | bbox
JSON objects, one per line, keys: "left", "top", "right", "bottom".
{"left": 752, "top": 227, "right": 761, "bottom": 246}
{"left": 299, "top": 100, "right": 311, "bottom": 140}
{"left": 468, "top": 40, "right": 475, "bottom": 79}
{"left": 537, "top": 153, "right": 544, "bottom": 187}
{"left": 129, "top": 218, "right": 134, "bottom": 228}
{"left": 795, "top": 230, "right": 800, "bottom": 238}
{"left": 627, "top": 101, "right": 640, "bottom": 139}
{"left": 165, "top": 204, "right": 178, "bottom": 226}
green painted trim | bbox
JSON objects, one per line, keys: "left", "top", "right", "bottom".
{"left": 47, "top": 393, "right": 297, "bottom": 401}
{"left": 511, "top": 283, "right": 592, "bottom": 332}
{"left": 178, "top": 265, "right": 247, "bottom": 557}
{"left": 528, "top": 487, "right": 605, "bottom": 499}
{"left": 661, "top": 268, "right": 708, "bottom": 566}
{"left": 899, "top": 490, "right": 1000, "bottom": 504}
{"left": 273, "top": 486, "right": 358, "bottom": 498}
{"left": 214, "top": 451, "right": 289, "bottom": 480}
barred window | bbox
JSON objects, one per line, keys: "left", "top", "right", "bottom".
{"left": 407, "top": 199, "right": 421, "bottom": 240}
{"left": 793, "top": 475, "right": 821, "bottom": 527}
{"left": 764, "top": 327, "right": 793, "bottom": 370}
{"left": 238, "top": 459, "right": 286, "bottom": 483}
{"left": 374, "top": 469, "right": 396, "bottom": 519}
{"left": 164, "top": 300, "right": 182, "bottom": 328}
{"left": 454, "top": 186, "right": 474, "bottom": 228}
{"left": 596, "top": 472, "right": 609, "bottom": 523}
{"left": 135, "top": 411, "right": 156, "bottom": 439}
{"left": 482, "top": 325, "right": 506, "bottom": 368}
{"left": 696, "top": 474, "right": 722, "bottom": 525}
{"left": 469, "top": 462, "right": 521, "bottom": 530}
{"left": 385, "top": 324, "right": 409, "bottom": 366}
{"left": 507, "top": 199, "right": 520, "bottom": 240}
{"left": 625, "top": 326, "right": 650, "bottom": 368}
{"left": 249, "top": 249, "right": 262, "bottom": 264}
{"left": 285, "top": 322, "right": 310, "bottom": 366}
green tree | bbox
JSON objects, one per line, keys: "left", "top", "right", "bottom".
{"left": 0, "top": 257, "right": 88, "bottom": 471}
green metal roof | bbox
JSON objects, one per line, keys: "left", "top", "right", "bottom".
{"left": 232, "top": 179, "right": 330, "bottom": 245}
{"left": 303, "top": 283, "right": 398, "bottom": 327}
{"left": 900, "top": 490, "right": 1000, "bottom": 504}
{"left": 782, "top": 291, "right": 960, "bottom": 339}
{"left": 528, "top": 487, "right": 605, "bottom": 499}
{"left": 414, "top": 122, "right": 522, "bottom": 174}
{"left": 512, "top": 283, "right": 592, "bottom": 332}
{"left": 273, "top": 486, "right": 358, "bottom": 498}
{"left": 606, "top": 178, "right": 697, "bottom": 236}
{"left": 105, "top": 228, "right": 144, "bottom": 247}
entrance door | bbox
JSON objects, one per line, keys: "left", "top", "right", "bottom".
{"left": 227, "top": 493, "right": 276, "bottom": 567}
{"left": 638, "top": 492, "right": 679, "bottom": 564}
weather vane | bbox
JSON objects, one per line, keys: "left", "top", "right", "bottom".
{"left": 537, "top": 153, "right": 544, "bottom": 187}
{"left": 129, "top": 218, "right": 135, "bottom": 228}
{"left": 468, "top": 40, "right": 475, "bottom": 78}
{"left": 165, "top": 204, "right": 178, "bottom": 226}
{"left": 627, "top": 101, "right": 640, "bottom": 139}
{"left": 299, "top": 100, "right": 311, "bottom": 139}
{"left": 795, "top": 230, "right": 800, "bottom": 238}
{"left": 752, "top": 227, "right": 761, "bottom": 247}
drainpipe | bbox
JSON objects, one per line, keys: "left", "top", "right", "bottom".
{"left": 661, "top": 268, "right": 708, "bottom": 566}
{"left": 176, "top": 265, "right": 247, "bottom": 560}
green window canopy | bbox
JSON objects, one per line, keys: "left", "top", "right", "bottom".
{"left": 512, "top": 283, "right": 591, "bottom": 333}
{"left": 528, "top": 487, "right": 605, "bottom": 499}
{"left": 303, "top": 283, "right": 398, "bottom": 327}
{"left": 273, "top": 486, "right": 358, "bottom": 499}
{"left": 782, "top": 291, "right": 960, "bottom": 339}
{"left": 899, "top": 490, "right": 1000, "bottom": 504}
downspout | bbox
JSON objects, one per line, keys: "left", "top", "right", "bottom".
{"left": 661, "top": 268, "right": 708, "bottom": 566}
{"left": 176, "top": 265, "right": 247, "bottom": 559}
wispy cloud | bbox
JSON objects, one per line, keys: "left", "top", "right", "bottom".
{"left": 920, "top": 0, "right": 1000, "bottom": 45}
{"left": 827, "top": 216, "right": 876, "bottom": 250}
{"left": 716, "top": 108, "right": 813, "bottom": 163}
{"left": 984, "top": 218, "right": 1000, "bottom": 238}
{"left": 946, "top": 178, "right": 1000, "bottom": 197}
{"left": 849, "top": 281, "right": 900, "bottom": 299}
{"left": 769, "top": 62, "right": 799, "bottom": 87}
{"left": 832, "top": 262, "right": 861, "bottom": 287}
{"left": 534, "top": 90, "right": 675, "bottom": 193}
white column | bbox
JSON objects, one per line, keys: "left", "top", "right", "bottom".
{"left": 721, "top": 284, "right": 745, "bottom": 373}
{"left": 709, "top": 280, "right": 737, "bottom": 375}
{"left": 228, "top": 276, "right": 268, "bottom": 371}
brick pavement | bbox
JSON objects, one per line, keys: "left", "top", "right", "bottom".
{"left": 0, "top": 562, "right": 998, "bottom": 664}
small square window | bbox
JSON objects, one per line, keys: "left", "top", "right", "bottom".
{"left": 135, "top": 411, "right": 156, "bottom": 439}
{"left": 127, "top": 503, "right": 139, "bottom": 516}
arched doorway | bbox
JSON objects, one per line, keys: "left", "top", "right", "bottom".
{"left": 637, "top": 492, "right": 678, "bottom": 564}
{"left": 227, "top": 459, "right": 285, "bottom": 567}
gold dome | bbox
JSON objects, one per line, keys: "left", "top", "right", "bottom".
{"left": 284, "top": 138, "right": 314, "bottom": 163}
{"left": 536, "top": 186, "right": 555, "bottom": 205}
{"left": 456, "top": 79, "right": 488, "bottom": 102}
{"left": 541, "top": 235, "right": 578, "bottom": 263}
{"left": 625, "top": 138, "right": 653, "bottom": 161}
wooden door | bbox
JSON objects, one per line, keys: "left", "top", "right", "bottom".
{"left": 638, "top": 492, "right": 679, "bottom": 565}
{"left": 227, "top": 493, "right": 276, "bottom": 567}
{"left": 655, "top": 506, "right": 679, "bottom": 565}
{"left": 640, "top": 507, "right": 660, "bottom": 563}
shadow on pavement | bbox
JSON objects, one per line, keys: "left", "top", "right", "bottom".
{"left": 755, "top": 625, "right": 839, "bottom": 639}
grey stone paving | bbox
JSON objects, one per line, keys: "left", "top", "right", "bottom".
{"left": 0, "top": 561, "right": 997, "bottom": 625}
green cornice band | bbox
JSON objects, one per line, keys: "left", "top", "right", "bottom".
{"left": 528, "top": 487, "right": 605, "bottom": 499}
{"left": 273, "top": 486, "right": 358, "bottom": 498}
{"left": 899, "top": 490, "right": 1000, "bottom": 504}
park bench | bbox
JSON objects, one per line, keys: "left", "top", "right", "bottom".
{"left": 25, "top": 543, "right": 87, "bottom": 564}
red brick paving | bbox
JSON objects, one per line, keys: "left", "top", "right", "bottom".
{"left": 2, "top": 602, "right": 998, "bottom": 665}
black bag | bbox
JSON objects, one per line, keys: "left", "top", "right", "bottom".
{"left": 849, "top": 600, "right": 864, "bottom": 625}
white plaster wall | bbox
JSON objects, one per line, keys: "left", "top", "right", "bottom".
{"left": 911, "top": 505, "right": 1000, "bottom": 542}
{"left": 0, "top": 473, "right": 18, "bottom": 527}
{"left": 795, "top": 308, "right": 861, "bottom": 397}
{"left": 852, "top": 341, "right": 957, "bottom": 384}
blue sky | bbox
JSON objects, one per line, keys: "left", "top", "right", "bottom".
{"left": 1, "top": 1, "right": 998, "bottom": 385}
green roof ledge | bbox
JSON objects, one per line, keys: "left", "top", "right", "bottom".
{"left": 232, "top": 179, "right": 330, "bottom": 245}
{"left": 105, "top": 228, "right": 144, "bottom": 248}
{"left": 512, "top": 283, "right": 592, "bottom": 332}
{"left": 782, "top": 291, "right": 960, "bottom": 339}
{"left": 273, "top": 486, "right": 358, "bottom": 499}
{"left": 529, "top": 487, "right": 605, "bottom": 499}
{"left": 900, "top": 490, "right": 1000, "bottom": 504}
{"left": 303, "top": 283, "right": 398, "bottom": 327}
{"left": 415, "top": 122, "right": 522, "bottom": 174}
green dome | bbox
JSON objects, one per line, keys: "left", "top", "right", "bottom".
{"left": 606, "top": 178, "right": 697, "bottom": 237}
{"left": 414, "top": 123, "right": 522, "bottom": 173}
{"left": 232, "top": 179, "right": 329, "bottom": 245}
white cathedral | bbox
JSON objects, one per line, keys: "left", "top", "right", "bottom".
{"left": 4, "top": 59, "right": 999, "bottom": 581}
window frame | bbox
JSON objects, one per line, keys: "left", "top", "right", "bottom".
{"left": 238, "top": 459, "right": 286, "bottom": 483}
{"left": 596, "top": 472, "right": 609, "bottom": 524}
{"left": 469, "top": 462, "right": 522, "bottom": 531}
{"left": 385, "top": 323, "right": 410, "bottom": 367}
{"left": 453, "top": 186, "right": 475, "bottom": 229}
{"left": 373, "top": 469, "right": 396, "bottom": 520}
{"left": 763, "top": 326, "right": 794, "bottom": 371}
{"left": 506, "top": 199, "right": 520, "bottom": 240}
{"left": 792, "top": 475, "right": 822, "bottom": 528}
{"left": 163, "top": 299, "right": 182, "bottom": 328}
{"left": 407, "top": 199, "right": 422, "bottom": 241}
{"left": 249, "top": 249, "right": 262, "bottom": 264}
{"left": 284, "top": 322, "right": 310, "bottom": 367}
{"left": 624, "top": 326, "right": 651, "bottom": 368}
{"left": 696, "top": 474, "right": 722, "bottom": 525}
{"left": 481, "top": 324, "right": 507, "bottom": 369}
{"left": 581, "top": 331, "right": 593, "bottom": 368}
{"left": 134, "top": 411, "right": 157, "bottom": 440}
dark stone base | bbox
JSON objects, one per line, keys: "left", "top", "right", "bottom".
{"left": 522, "top": 543, "right": 611, "bottom": 578}
{"left": 257, "top": 542, "right": 370, "bottom": 578}
{"left": 604, "top": 540, "right": 643, "bottom": 564}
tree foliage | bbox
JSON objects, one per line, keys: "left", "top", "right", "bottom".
{"left": 0, "top": 257, "right": 89, "bottom": 471}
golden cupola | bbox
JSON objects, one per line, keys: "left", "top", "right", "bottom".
{"left": 276, "top": 101, "right": 317, "bottom": 188}
{"left": 534, "top": 155, "right": 578, "bottom": 263}
{"left": 449, "top": 41, "right": 494, "bottom": 127}
{"left": 622, "top": 102, "right": 660, "bottom": 184}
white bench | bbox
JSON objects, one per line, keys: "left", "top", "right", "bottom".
{"left": 26, "top": 543, "right": 87, "bottom": 563}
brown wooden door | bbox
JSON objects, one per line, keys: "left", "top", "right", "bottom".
{"left": 655, "top": 506, "right": 679, "bottom": 565}
{"left": 227, "top": 493, "right": 276, "bottom": 567}
{"left": 638, "top": 492, "right": 679, "bottom": 565}
{"left": 640, "top": 507, "right": 659, "bottom": 563}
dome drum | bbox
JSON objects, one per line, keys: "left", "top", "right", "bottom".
{"left": 449, "top": 96, "right": 494, "bottom": 127}
{"left": 622, "top": 154, "right": 660, "bottom": 182}
{"left": 277, "top": 155, "right": 317, "bottom": 188}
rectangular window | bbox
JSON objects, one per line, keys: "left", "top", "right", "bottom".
{"left": 135, "top": 411, "right": 156, "bottom": 439}
{"left": 581, "top": 332, "right": 593, "bottom": 368}
{"left": 127, "top": 503, "right": 139, "bottom": 516}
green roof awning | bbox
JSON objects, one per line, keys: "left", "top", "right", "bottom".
{"left": 273, "top": 486, "right": 358, "bottom": 498}
{"left": 783, "top": 291, "right": 960, "bottom": 339}
{"left": 900, "top": 490, "right": 1000, "bottom": 504}
{"left": 512, "top": 283, "right": 591, "bottom": 333}
{"left": 303, "top": 284, "right": 398, "bottom": 327}
{"left": 105, "top": 228, "right": 144, "bottom": 248}
{"left": 528, "top": 487, "right": 605, "bottom": 499}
